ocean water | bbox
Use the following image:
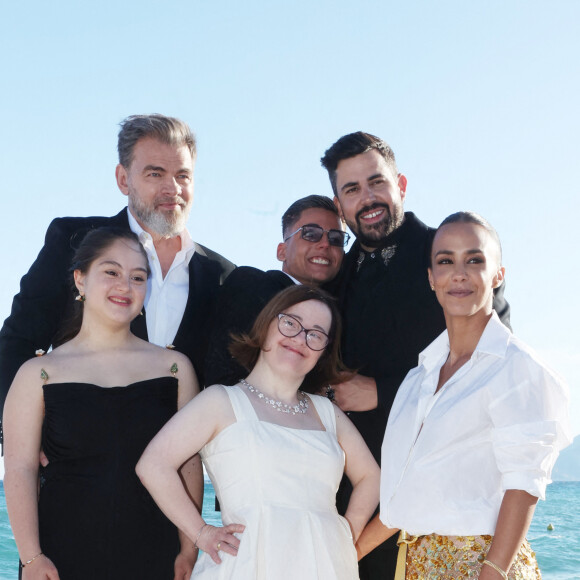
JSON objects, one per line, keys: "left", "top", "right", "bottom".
{"left": 0, "top": 481, "right": 578, "bottom": 579}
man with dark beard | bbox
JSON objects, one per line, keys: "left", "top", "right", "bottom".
{"left": 0, "top": 114, "right": 235, "bottom": 417}
{"left": 320, "top": 132, "right": 510, "bottom": 580}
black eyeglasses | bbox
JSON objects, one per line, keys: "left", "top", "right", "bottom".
{"left": 284, "top": 224, "right": 350, "bottom": 247}
{"left": 277, "top": 313, "right": 330, "bottom": 351}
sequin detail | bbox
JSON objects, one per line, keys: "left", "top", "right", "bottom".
{"left": 404, "top": 535, "right": 540, "bottom": 579}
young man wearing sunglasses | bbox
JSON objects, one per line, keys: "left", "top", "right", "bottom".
{"left": 204, "top": 195, "right": 346, "bottom": 387}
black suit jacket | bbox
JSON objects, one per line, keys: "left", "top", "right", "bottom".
{"left": 0, "top": 209, "right": 235, "bottom": 413}
{"left": 204, "top": 266, "right": 295, "bottom": 387}
{"left": 332, "top": 212, "right": 510, "bottom": 497}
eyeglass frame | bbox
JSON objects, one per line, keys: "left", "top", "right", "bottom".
{"left": 283, "top": 223, "right": 351, "bottom": 247}
{"left": 277, "top": 313, "right": 330, "bottom": 351}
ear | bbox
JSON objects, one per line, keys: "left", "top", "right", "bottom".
{"left": 276, "top": 242, "right": 286, "bottom": 263}
{"left": 492, "top": 266, "right": 505, "bottom": 289}
{"left": 333, "top": 196, "right": 345, "bottom": 223}
{"left": 116, "top": 164, "right": 130, "bottom": 196}
{"left": 73, "top": 269, "right": 85, "bottom": 294}
{"left": 397, "top": 174, "right": 408, "bottom": 202}
{"left": 427, "top": 268, "right": 434, "bottom": 290}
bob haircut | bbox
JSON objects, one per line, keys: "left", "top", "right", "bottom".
{"left": 54, "top": 227, "right": 150, "bottom": 346}
{"left": 229, "top": 285, "right": 348, "bottom": 394}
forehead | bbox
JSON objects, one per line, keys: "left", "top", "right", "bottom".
{"left": 284, "top": 299, "right": 332, "bottom": 330}
{"left": 335, "top": 150, "right": 397, "bottom": 188}
{"left": 130, "top": 137, "right": 194, "bottom": 170}
{"left": 93, "top": 239, "right": 148, "bottom": 268}
{"left": 433, "top": 222, "right": 500, "bottom": 259}
{"left": 291, "top": 207, "right": 341, "bottom": 231}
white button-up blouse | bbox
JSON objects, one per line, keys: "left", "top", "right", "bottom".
{"left": 380, "top": 311, "right": 572, "bottom": 536}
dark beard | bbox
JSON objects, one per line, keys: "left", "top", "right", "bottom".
{"left": 348, "top": 203, "right": 404, "bottom": 249}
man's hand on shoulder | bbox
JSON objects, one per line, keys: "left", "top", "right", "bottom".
{"left": 331, "top": 373, "right": 378, "bottom": 412}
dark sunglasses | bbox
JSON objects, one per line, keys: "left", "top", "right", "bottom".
{"left": 284, "top": 224, "right": 350, "bottom": 247}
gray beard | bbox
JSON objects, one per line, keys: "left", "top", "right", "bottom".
{"left": 129, "top": 194, "right": 190, "bottom": 238}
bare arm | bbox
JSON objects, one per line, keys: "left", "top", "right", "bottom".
{"left": 136, "top": 386, "right": 244, "bottom": 565}
{"left": 355, "top": 514, "right": 398, "bottom": 561}
{"left": 479, "top": 489, "right": 538, "bottom": 579}
{"left": 172, "top": 356, "right": 202, "bottom": 579}
{"left": 334, "top": 405, "right": 380, "bottom": 541}
{"left": 331, "top": 373, "right": 378, "bottom": 413}
{"left": 3, "top": 361, "right": 60, "bottom": 579}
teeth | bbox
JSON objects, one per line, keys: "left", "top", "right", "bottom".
{"left": 110, "top": 297, "right": 130, "bottom": 304}
{"left": 362, "top": 209, "right": 383, "bottom": 220}
{"left": 310, "top": 258, "right": 330, "bottom": 265}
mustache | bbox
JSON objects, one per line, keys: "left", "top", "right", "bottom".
{"left": 154, "top": 197, "right": 187, "bottom": 209}
{"left": 355, "top": 203, "right": 390, "bottom": 221}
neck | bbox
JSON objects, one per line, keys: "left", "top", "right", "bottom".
{"left": 245, "top": 359, "right": 305, "bottom": 403}
{"left": 73, "top": 316, "right": 136, "bottom": 351}
{"left": 445, "top": 309, "right": 492, "bottom": 362}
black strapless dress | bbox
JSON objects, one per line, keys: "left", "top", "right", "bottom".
{"left": 37, "top": 377, "right": 180, "bottom": 580}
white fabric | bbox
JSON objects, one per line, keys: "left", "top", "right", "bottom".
{"left": 192, "top": 385, "right": 358, "bottom": 579}
{"left": 127, "top": 209, "right": 195, "bottom": 347}
{"left": 380, "top": 311, "right": 572, "bottom": 537}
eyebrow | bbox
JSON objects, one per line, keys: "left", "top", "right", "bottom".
{"left": 434, "top": 248, "right": 483, "bottom": 257}
{"left": 339, "top": 173, "right": 385, "bottom": 193}
{"left": 99, "top": 260, "right": 148, "bottom": 273}
{"left": 286, "top": 312, "right": 329, "bottom": 334}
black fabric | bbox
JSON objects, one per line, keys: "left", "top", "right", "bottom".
{"left": 38, "top": 377, "right": 179, "bottom": 580}
{"left": 204, "top": 266, "right": 295, "bottom": 387}
{"left": 0, "top": 209, "right": 236, "bottom": 416}
{"left": 328, "top": 212, "right": 511, "bottom": 579}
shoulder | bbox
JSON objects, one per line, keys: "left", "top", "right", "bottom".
{"left": 193, "top": 243, "right": 236, "bottom": 273}
{"left": 503, "top": 333, "right": 565, "bottom": 387}
{"left": 10, "top": 356, "right": 49, "bottom": 389}
{"left": 45, "top": 210, "right": 128, "bottom": 247}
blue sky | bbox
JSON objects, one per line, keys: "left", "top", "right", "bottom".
{"left": 0, "top": 1, "right": 578, "bottom": 480}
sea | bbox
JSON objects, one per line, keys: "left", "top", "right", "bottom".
{"left": 0, "top": 480, "right": 578, "bottom": 579}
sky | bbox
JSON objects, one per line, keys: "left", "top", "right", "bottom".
{"left": 0, "top": 1, "right": 578, "bottom": 481}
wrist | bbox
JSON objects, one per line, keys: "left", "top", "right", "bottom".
{"left": 482, "top": 558, "right": 508, "bottom": 580}
{"left": 21, "top": 551, "right": 44, "bottom": 567}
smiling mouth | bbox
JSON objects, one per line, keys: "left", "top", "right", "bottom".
{"left": 309, "top": 257, "right": 330, "bottom": 265}
{"left": 361, "top": 208, "right": 385, "bottom": 220}
{"left": 109, "top": 297, "right": 132, "bottom": 305}
{"left": 448, "top": 290, "right": 473, "bottom": 298}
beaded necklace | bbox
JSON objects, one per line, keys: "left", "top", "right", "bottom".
{"left": 240, "top": 378, "right": 309, "bottom": 415}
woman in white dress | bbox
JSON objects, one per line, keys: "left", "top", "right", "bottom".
{"left": 137, "top": 285, "right": 380, "bottom": 579}
{"left": 356, "top": 212, "right": 571, "bottom": 579}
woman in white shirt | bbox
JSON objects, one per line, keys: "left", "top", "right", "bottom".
{"left": 356, "top": 212, "right": 571, "bottom": 579}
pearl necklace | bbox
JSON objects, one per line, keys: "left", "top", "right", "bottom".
{"left": 240, "top": 378, "right": 309, "bottom": 415}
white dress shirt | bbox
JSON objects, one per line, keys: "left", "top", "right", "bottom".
{"left": 380, "top": 311, "right": 572, "bottom": 536}
{"left": 127, "top": 209, "right": 195, "bottom": 348}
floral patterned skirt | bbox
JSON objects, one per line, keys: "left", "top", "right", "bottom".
{"left": 397, "top": 533, "right": 541, "bottom": 579}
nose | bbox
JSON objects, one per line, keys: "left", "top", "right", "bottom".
{"left": 361, "top": 184, "right": 377, "bottom": 205}
{"left": 451, "top": 263, "right": 467, "bottom": 281}
{"left": 163, "top": 176, "right": 182, "bottom": 195}
{"left": 115, "top": 275, "right": 131, "bottom": 292}
{"left": 316, "top": 233, "right": 330, "bottom": 248}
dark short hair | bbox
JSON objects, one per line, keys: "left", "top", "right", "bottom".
{"left": 229, "top": 286, "right": 347, "bottom": 393}
{"left": 430, "top": 211, "right": 503, "bottom": 266}
{"left": 118, "top": 114, "right": 196, "bottom": 168}
{"left": 321, "top": 131, "right": 399, "bottom": 196}
{"left": 281, "top": 195, "right": 339, "bottom": 238}
{"left": 55, "top": 227, "right": 150, "bottom": 345}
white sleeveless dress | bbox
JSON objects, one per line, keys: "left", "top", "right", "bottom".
{"left": 191, "top": 385, "right": 358, "bottom": 579}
